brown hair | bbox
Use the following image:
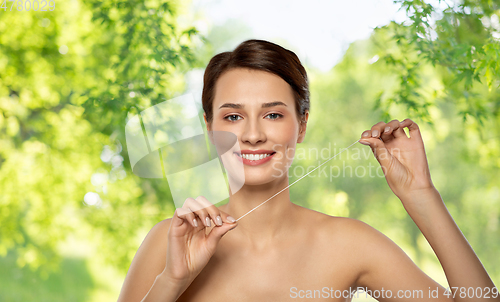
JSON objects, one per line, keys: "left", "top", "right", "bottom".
{"left": 202, "top": 39, "right": 310, "bottom": 125}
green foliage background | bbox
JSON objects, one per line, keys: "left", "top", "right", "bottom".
{"left": 0, "top": 0, "right": 498, "bottom": 300}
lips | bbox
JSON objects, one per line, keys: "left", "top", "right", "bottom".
{"left": 233, "top": 150, "right": 276, "bottom": 165}
{"left": 237, "top": 150, "right": 276, "bottom": 154}
{"left": 236, "top": 151, "right": 275, "bottom": 160}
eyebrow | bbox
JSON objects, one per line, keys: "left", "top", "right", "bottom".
{"left": 218, "top": 101, "right": 288, "bottom": 109}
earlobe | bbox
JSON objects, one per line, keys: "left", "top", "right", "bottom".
{"left": 297, "top": 128, "right": 306, "bottom": 143}
{"left": 297, "top": 111, "right": 309, "bottom": 144}
{"left": 297, "top": 123, "right": 307, "bottom": 143}
{"left": 203, "top": 113, "right": 209, "bottom": 129}
{"left": 203, "top": 113, "right": 215, "bottom": 144}
{"left": 203, "top": 113, "right": 213, "bottom": 131}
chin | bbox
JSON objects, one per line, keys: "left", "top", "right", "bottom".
{"left": 242, "top": 169, "right": 286, "bottom": 186}
{"left": 243, "top": 178, "right": 273, "bottom": 186}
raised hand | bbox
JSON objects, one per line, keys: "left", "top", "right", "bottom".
{"left": 358, "top": 119, "right": 435, "bottom": 200}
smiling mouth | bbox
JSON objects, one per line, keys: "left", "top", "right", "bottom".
{"left": 234, "top": 152, "right": 276, "bottom": 161}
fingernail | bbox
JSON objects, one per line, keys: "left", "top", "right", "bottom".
{"left": 193, "top": 219, "right": 198, "bottom": 227}
{"left": 205, "top": 217, "right": 211, "bottom": 227}
{"left": 359, "top": 140, "right": 370, "bottom": 146}
{"left": 384, "top": 126, "right": 390, "bottom": 133}
{"left": 362, "top": 132, "right": 370, "bottom": 137}
{"left": 227, "top": 216, "right": 236, "bottom": 223}
{"left": 216, "top": 215, "right": 222, "bottom": 226}
{"left": 372, "top": 130, "right": 379, "bottom": 137}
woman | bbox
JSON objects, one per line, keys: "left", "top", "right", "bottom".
{"left": 118, "top": 39, "right": 498, "bottom": 301}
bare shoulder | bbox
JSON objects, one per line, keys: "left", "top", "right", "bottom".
{"left": 294, "top": 204, "right": 376, "bottom": 240}
{"left": 295, "top": 206, "right": 424, "bottom": 282}
{"left": 293, "top": 206, "right": 392, "bottom": 282}
{"left": 140, "top": 217, "right": 173, "bottom": 250}
{"left": 295, "top": 205, "right": 408, "bottom": 262}
{"left": 117, "top": 217, "right": 173, "bottom": 302}
{"left": 155, "top": 217, "right": 173, "bottom": 233}
{"left": 304, "top": 208, "right": 430, "bottom": 287}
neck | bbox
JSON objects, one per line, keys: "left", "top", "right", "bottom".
{"left": 222, "top": 174, "right": 298, "bottom": 246}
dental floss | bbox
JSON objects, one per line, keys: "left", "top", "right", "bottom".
{"left": 235, "top": 139, "right": 362, "bottom": 221}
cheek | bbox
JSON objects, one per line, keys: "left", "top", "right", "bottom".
{"left": 269, "top": 122, "right": 298, "bottom": 143}
{"left": 269, "top": 124, "right": 299, "bottom": 163}
{"left": 210, "top": 121, "right": 236, "bottom": 134}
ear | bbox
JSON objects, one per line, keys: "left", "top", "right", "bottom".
{"left": 203, "top": 113, "right": 211, "bottom": 131}
{"left": 203, "top": 113, "right": 215, "bottom": 145}
{"left": 297, "top": 110, "right": 309, "bottom": 144}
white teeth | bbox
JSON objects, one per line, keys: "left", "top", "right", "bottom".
{"left": 237, "top": 153, "right": 273, "bottom": 160}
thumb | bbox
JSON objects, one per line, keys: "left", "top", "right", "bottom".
{"left": 359, "top": 137, "right": 393, "bottom": 170}
{"left": 206, "top": 221, "right": 238, "bottom": 250}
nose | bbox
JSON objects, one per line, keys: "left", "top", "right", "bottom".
{"left": 240, "top": 117, "right": 266, "bottom": 145}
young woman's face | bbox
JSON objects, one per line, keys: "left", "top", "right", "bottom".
{"left": 205, "top": 68, "right": 308, "bottom": 186}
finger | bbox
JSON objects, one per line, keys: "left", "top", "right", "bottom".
{"left": 177, "top": 197, "right": 195, "bottom": 217}
{"left": 361, "top": 130, "right": 371, "bottom": 139}
{"left": 195, "top": 195, "right": 223, "bottom": 226}
{"left": 358, "top": 136, "right": 393, "bottom": 169}
{"left": 172, "top": 208, "right": 200, "bottom": 232}
{"left": 183, "top": 197, "right": 211, "bottom": 227}
{"left": 360, "top": 129, "right": 383, "bottom": 140}
{"left": 205, "top": 220, "right": 238, "bottom": 250}
{"left": 218, "top": 210, "right": 237, "bottom": 224}
{"left": 192, "top": 203, "right": 211, "bottom": 228}
{"left": 381, "top": 119, "right": 407, "bottom": 140}
{"left": 172, "top": 208, "right": 187, "bottom": 227}
{"left": 380, "top": 119, "right": 397, "bottom": 141}
{"left": 184, "top": 212, "right": 199, "bottom": 228}
{"left": 370, "top": 121, "right": 387, "bottom": 139}
{"left": 176, "top": 200, "right": 199, "bottom": 228}
{"left": 391, "top": 123, "right": 407, "bottom": 139}
{"left": 359, "top": 130, "right": 379, "bottom": 146}
{"left": 400, "top": 118, "right": 422, "bottom": 140}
